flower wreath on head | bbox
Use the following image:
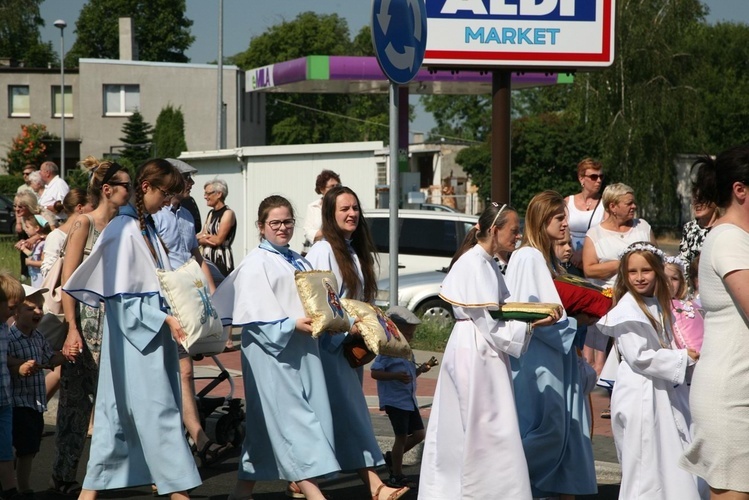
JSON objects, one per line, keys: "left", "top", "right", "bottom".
{"left": 618, "top": 241, "right": 666, "bottom": 261}
{"left": 664, "top": 255, "right": 688, "bottom": 274}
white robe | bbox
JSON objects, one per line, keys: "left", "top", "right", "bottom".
{"left": 418, "top": 244, "right": 532, "bottom": 500}
{"left": 597, "top": 294, "right": 707, "bottom": 499}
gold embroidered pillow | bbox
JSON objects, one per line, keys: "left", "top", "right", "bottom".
{"left": 156, "top": 258, "right": 227, "bottom": 355}
{"left": 342, "top": 299, "right": 412, "bottom": 359}
{"left": 294, "top": 270, "right": 350, "bottom": 337}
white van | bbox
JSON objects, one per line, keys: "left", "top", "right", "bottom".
{"left": 364, "top": 209, "right": 479, "bottom": 280}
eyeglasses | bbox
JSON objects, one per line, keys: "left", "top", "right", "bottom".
{"left": 584, "top": 174, "right": 604, "bottom": 181}
{"left": 204, "top": 190, "right": 216, "bottom": 196}
{"left": 266, "top": 219, "right": 296, "bottom": 230}
{"left": 157, "top": 187, "right": 174, "bottom": 198}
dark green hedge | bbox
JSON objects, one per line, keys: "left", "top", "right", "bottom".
{"left": 0, "top": 175, "right": 24, "bottom": 198}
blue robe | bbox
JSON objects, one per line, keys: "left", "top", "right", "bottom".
{"left": 505, "top": 247, "right": 597, "bottom": 497}
{"left": 63, "top": 205, "right": 201, "bottom": 494}
{"left": 306, "top": 240, "right": 385, "bottom": 471}
{"left": 213, "top": 240, "right": 340, "bottom": 481}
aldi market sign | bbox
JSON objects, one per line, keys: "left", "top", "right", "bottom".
{"left": 423, "top": 0, "right": 615, "bottom": 69}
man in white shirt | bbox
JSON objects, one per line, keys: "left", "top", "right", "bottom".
{"left": 36, "top": 162, "right": 70, "bottom": 216}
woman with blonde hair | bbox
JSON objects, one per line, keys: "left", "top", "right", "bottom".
{"left": 582, "top": 183, "right": 655, "bottom": 289}
{"left": 505, "top": 190, "right": 597, "bottom": 499}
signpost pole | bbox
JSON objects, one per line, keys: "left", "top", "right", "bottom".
{"left": 491, "top": 70, "right": 511, "bottom": 205}
{"left": 388, "top": 81, "right": 400, "bottom": 302}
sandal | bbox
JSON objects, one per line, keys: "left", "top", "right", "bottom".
{"left": 198, "top": 439, "right": 231, "bottom": 467}
{"left": 600, "top": 407, "right": 611, "bottom": 419}
{"left": 47, "top": 477, "right": 82, "bottom": 497}
{"left": 388, "top": 474, "right": 417, "bottom": 489}
{"left": 372, "top": 484, "right": 409, "bottom": 500}
{"left": 286, "top": 482, "right": 333, "bottom": 499}
{"left": 286, "top": 482, "right": 305, "bottom": 499}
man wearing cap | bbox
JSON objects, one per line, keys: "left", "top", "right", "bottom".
{"left": 152, "top": 158, "right": 228, "bottom": 465}
{"left": 370, "top": 306, "right": 437, "bottom": 488}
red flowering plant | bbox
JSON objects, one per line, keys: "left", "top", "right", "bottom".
{"left": 2, "top": 123, "right": 50, "bottom": 174}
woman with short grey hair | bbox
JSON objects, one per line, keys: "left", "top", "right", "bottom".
{"left": 197, "top": 178, "right": 236, "bottom": 278}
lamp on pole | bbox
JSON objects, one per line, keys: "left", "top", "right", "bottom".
{"left": 54, "top": 19, "right": 67, "bottom": 179}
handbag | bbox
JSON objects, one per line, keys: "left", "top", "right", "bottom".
{"left": 343, "top": 336, "right": 377, "bottom": 368}
{"left": 156, "top": 258, "right": 227, "bottom": 356}
{"left": 41, "top": 215, "right": 97, "bottom": 317}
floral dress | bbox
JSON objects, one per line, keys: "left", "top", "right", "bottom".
{"left": 679, "top": 220, "right": 709, "bottom": 272}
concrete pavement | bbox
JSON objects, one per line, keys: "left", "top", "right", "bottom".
{"left": 35, "top": 344, "right": 621, "bottom": 498}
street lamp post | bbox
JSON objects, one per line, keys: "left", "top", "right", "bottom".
{"left": 54, "top": 19, "right": 67, "bottom": 178}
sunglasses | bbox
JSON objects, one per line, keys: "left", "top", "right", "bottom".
{"left": 107, "top": 181, "right": 132, "bottom": 191}
{"left": 584, "top": 174, "right": 604, "bottom": 181}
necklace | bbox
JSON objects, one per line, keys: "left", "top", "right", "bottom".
{"left": 580, "top": 194, "right": 593, "bottom": 211}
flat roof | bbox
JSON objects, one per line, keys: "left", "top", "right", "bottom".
{"left": 246, "top": 55, "right": 572, "bottom": 95}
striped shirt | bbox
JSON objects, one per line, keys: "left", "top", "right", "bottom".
{"left": 8, "top": 325, "right": 54, "bottom": 412}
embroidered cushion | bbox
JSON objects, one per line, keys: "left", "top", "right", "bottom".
{"left": 156, "top": 258, "right": 227, "bottom": 355}
{"left": 342, "top": 299, "right": 412, "bottom": 359}
{"left": 294, "top": 270, "right": 350, "bottom": 337}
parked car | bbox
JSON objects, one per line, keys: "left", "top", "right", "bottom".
{"left": 0, "top": 194, "right": 16, "bottom": 234}
{"left": 419, "top": 203, "right": 458, "bottom": 213}
{"left": 375, "top": 269, "right": 452, "bottom": 325}
{"left": 365, "top": 209, "right": 479, "bottom": 280}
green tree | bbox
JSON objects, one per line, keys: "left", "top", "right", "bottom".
{"left": 119, "top": 111, "right": 153, "bottom": 167}
{"left": 510, "top": 113, "right": 599, "bottom": 214}
{"left": 455, "top": 113, "right": 596, "bottom": 211}
{"left": 0, "top": 0, "right": 57, "bottom": 67}
{"left": 2, "top": 123, "right": 49, "bottom": 174}
{"left": 65, "top": 0, "right": 194, "bottom": 66}
{"left": 569, "top": 0, "right": 707, "bottom": 227}
{"left": 229, "top": 13, "right": 391, "bottom": 145}
{"left": 152, "top": 105, "right": 187, "bottom": 158}
{"left": 681, "top": 22, "right": 749, "bottom": 153}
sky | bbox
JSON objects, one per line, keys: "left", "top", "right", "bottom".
{"left": 38, "top": 0, "right": 749, "bottom": 138}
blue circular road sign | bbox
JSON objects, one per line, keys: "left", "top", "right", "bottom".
{"left": 371, "top": 0, "right": 427, "bottom": 85}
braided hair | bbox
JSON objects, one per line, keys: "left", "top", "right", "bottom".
{"left": 134, "top": 159, "right": 184, "bottom": 262}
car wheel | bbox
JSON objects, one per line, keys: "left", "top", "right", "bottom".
{"left": 415, "top": 298, "right": 454, "bottom": 325}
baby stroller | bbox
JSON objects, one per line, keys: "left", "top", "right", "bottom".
{"left": 191, "top": 352, "right": 245, "bottom": 448}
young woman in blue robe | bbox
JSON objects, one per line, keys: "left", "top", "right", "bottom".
{"left": 305, "top": 186, "right": 409, "bottom": 500}
{"left": 504, "top": 190, "right": 597, "bottom": 498}
{"left": 213, "top": 195, "right": 340, "bottom": 500}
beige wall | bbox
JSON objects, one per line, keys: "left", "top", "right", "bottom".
{"left": 0, "top": 59, "right": 264, "bottom": 173}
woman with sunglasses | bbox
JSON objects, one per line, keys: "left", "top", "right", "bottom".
{"left": 50, "top": 157, "right": 132, "bottom": 495}
{"left": 64, "top": 159, "right": 201, "bottom": 499}
{"left": 565, "top": 158, "right": 606, "bottom": 276}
